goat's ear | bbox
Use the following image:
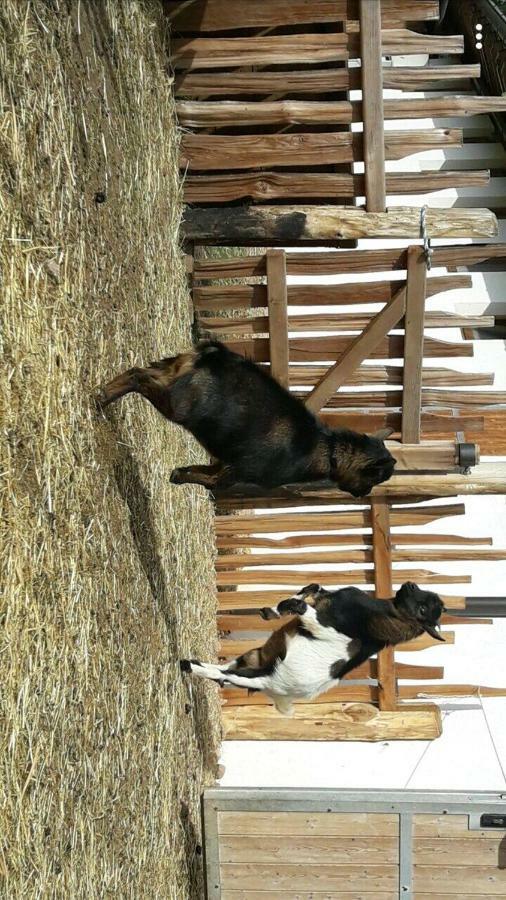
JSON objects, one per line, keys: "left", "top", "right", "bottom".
{"left": 368, "top": 427, "right": 395, "bottom": 441}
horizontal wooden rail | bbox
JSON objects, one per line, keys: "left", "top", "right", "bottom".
{"left": 180, "top": 130, "right": 462, "bottom": 171}
{"left": 216, "top": 591, "right": 467, "bottom": 610}
{"left": 175, "top": 65, "right": 480, "bottom": 97}
{"left": 193, "top": 274, "right": 472, "bottom": 310}
{"left": 218, "top": 632, "right": 456, "bottom": 658}
{"left": 224, "top": 335, "right": 474, "bottom": 362}
{"left": 216, "top": 569, "right": 469, "bottom": 586}
{"left": 286, "top": 366, "right": 493, "bottom": 388}
{"left": 312, "top": 389, "right": 506, "bottom": 409}
{"left": 165, "top": 0, "right": 440, "bottom": 31}
{"left": 319, "top": 412, "right": 483, "bottom": 435}
{"left": 216, "top": 547, "right": 506, "bottom": 569}
{"left": 217, "top": 533, "right": 491, "bottom": 550}
{"left": 184, "top": 170, "right": 490, "bottom": 203}
{"left": 200, "top": 313, "right": 492, "bottom": 335}
{"left": 191, "top": 243, "right": 506, "bottom": 279}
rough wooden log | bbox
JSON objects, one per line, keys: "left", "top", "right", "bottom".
{"left": 177, "top": 100, "right": 353, "bottom": 128}
{"left": 216, "top": 547, "right": 506, "bottom": 569}
{"left": 201, "top": 313, "right": 491, "bottom": 336}
{"left": 363, "top": 95, "right": 506, "bottom": 121}
{"left": 217, "top": 533, "right": 490, "bottom": 551}
{"left": 182, "top": 205, "right": 497, "bottom": 244}
{"left": 221, "top": 702, "right": 442, "bottom": 741}
{"left": 294, "top": 388, "right": 500, "bottom": 409}
{"left": 320, "top": 411, "right": 483, "bottom": 435}
{"left": 192, "top": 243, "right": 506, "bottom": 279}
{"left": 180, "top": 130, "right": 462, "bottom": 171}
{"left": 175, "top": 65, "right": 480, "bottom": 97}
{"left": 183, "top": 170, "right": 489, "bottom": 203}
{"left": 193, "top": 274, "right": 471, "bottom": 311}
{"left": 402, "top": 247, "right": 426, "bottom": 443}
{"left": 215, "top": 568, "right": 469, "bottom": 587}
{"left": 165, "top": 0, "right": 440, "bottom": 31}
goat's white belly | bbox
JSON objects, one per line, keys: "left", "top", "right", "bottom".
{"left": 267, "top": 631, "right": 354, "bottom": 700}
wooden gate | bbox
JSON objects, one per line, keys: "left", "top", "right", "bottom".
{"left": 203, "top": 788, "right": 506, "bottom": 899}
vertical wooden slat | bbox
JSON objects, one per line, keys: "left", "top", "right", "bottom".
{"left": 266, "top": 248, "right": 289, "bottom": 388}
{"left": 359, "top": 0, "right": 386, "bottom": 211}
{"left": 371, "top": 498, "right": 397, "bottom": 711}
{"left": 402, "top": 246, "right": 427, "bottom": 443}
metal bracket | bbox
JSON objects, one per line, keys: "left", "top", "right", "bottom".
{"left": 420, "top": 205, "right": 433, "bottom": 271}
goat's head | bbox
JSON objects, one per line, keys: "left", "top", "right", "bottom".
{"left": 394, "top": 582, "right": 446, "bottom": 641}
{"left": 330, "top": 428, "right": 396, "bottom": 498}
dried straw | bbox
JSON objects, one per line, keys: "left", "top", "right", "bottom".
{"left": 1, "top": 2, "right": 220, "bottom": 897}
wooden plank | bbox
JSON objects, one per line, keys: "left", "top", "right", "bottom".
{"left": 360, "top": 0, "right": 385, "bottom": 211}
{"left": 304, "top": 288, "right": 406, "bottom": 413}
{"left": 193, "top": 275, "right": 472, "bottom": 311}
{"left": 216, "top": 569, "right": 469, "bottom": 587}
{"left": 182, "top": 205, "right": 497, "bottom": 245}
{"left": 172, "top": 32, "right": 463, "bottom": 71}
{"left": 166, "top": 0, "right": 439, "bottom": 31}
{"left": 221, "top": 894, "right": 396, "bottom": 900}
{"left": 202, "top": 313, "right": 491, "bottom": 337}
{"left": 221, "top": 702, "right": 442, "bottom": 742}
{"left": 215, "top": 504, "right": 466, "bottom": 533}
{"left": 177, "top": 100, "right": 352, "bottom": 128}
{"left": 369, "top": 96, "right": 506, "bottom": 121}
{"left": 218, "top": 534, "right": 490, "bottom": 551}
{"left": 266, "top": 250, "right": 289, "bottom": 389}
{"left": 217, "top": 811, "right": 400, "bottom": 837}
{"left": 320, "top": 412, "right": 484, "bottom": 435}
{"left": 175, "top": 64, "right": 479, "bottom": 98}
{"left": 297, "top": 389, "right": 499, "bottom": 409}
{"left": 457, "top": 410, "right": 506, "bottom": 455}
{"left": 402, "top": 247, "right": 427, "bottom": 443}
{"left": 414, "top": 837, "right": 506, "bottom": 866}
{"left": 216, "top": 548, "right": 505, "bottom": 569}
{"left": 220, "top": 834, "right": 399, "bottom": 864}
{"left": 192, "top": 243, "right": 506, "bottom": 280}
{"left": 413, "top": 865, "right": 506, "bottom": 895}
{"left": 413, "top": 814, "right": 506, "bottom": 839}
{"left": 172, "top": 34, "right": 349, "bottom": 70}
{"left": 400, "top": 685, "right": 506, "bottom": 700}
{"left": 371, "top": 499, "right": 396, "bottom": 711}
{"left": 184, "top": 170, "right": 489, "bottom": 203}
{"left": 225, "top": 335, "right": 473, "bottom": 362}
{"left": 288, "top": 366, "right": 492, "bottom": 388}
{"left": 180, "top": 130, "right": 462, "bottom": 172}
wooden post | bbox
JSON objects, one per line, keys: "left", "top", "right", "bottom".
{"left": 402, "top": 246, "right": 427, "bottom": 443}
{"left": 266, "top": 249, "right": 289, "bottom": 388}
{"left": 359, "top": 0, "right": 386, "bottom": 211}
{"left": 371, "top": 498, "right": 397, "bottom": 711}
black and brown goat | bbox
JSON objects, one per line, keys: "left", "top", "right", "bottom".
{"left": 181, "top": 582, "right": 446, "bottom": 715}
{"left": 98, "top": 340, "right": 395, "bottom": 497}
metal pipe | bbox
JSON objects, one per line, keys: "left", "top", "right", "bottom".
{"left": 447, "top": 597, "right": 506, "bottom": 617}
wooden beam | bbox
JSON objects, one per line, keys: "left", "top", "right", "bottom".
{"left": 217, "top": 591, "right": 467, "bottom": 611}
{"left": 225, "top": 335, "right": 473, "bottom": 362}
{"left": 182, "top": 205, "right": 497, "bottom": 245}
{"left": 402, "top": 247, "right": 427, "bottom": 444}
{"left": 288, "top": 366, "right": 492, "bottom": 388}
{"left": 165, "top": 1, "right": 440, "bottom": 32}
{"left": 360, "top": 0, "right": 385, "bottom": 212}
{"left": 365, "top": 95, "right": 506, "bottom": 121}
{"left": 193, "top": 274, "right": 471, "bottom": 311}
{"left": 175, "top": 65, "right": 480, "bottom": 98}
{"left": 192, "top": 243, "right": 506, "bottom": 280}
{"left": 184, "top": 170, "right": 489, "bottom": 203}
{"left": 320, "top": 412, "right": 484, "bottom": 436}
{"left": 215, "top": 569, "right": 469, "bottom": 587}
{"left": 218, "top": 533, "right": 491, "bottom": 551}
{"left": 177, "top": 100, "right": 352, "bottom": 128}
{"left": 202, "top": 313, "right": 491, "bottom": 337}
{"left": 215, "top": 503, "right": 466, "bottom": 534}
{"left": 304, "top": 288, "right": 406, "bottom": 413}
{"left": 221, "top": 702, "right": 442, "bottom": 741}
{"left": 181, "top": 130, "right": 462, "bottom": 172}
{"left": 266, "top": 250, "right": 289, "bottom": 389}
{"left": 371, "top": 500, "right": 396, "bottom": 711}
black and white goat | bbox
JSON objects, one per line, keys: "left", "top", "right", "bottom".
{"left": 180, "top": 582, "right": 445, "bottom": 715}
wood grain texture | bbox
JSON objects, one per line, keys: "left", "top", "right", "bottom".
{"left": 215, "top": 569, "right": 469, "bottom": 587}
{"left": 180, "top": 130, "right": 462, "bottom": 171}
{"left": 177, "top": 99, "right": 352, "bottom": 128}
{"left": 304, "top": 288, "right": 406, "bottom": 413}
{"left": 360, "top": 0, "right": 385, "bottom": 211}
{"left": 183, "top": 170, "right": 489, "bottom": 203}
{"left": 201, "top": 312, "right": 490, "bottom": 336}
{"left": 217, "top": 533, "right": 489, "bottom": 551}
{"left": 172, "top": 34, "right": 349, "bottom": 69}
{"left": 266, "top": 250, "right": 289, "bottom": 388}
{"left": 412, "top": 865, "right": 506, "bottom": 895}
{"left": 371, "top": 499, "right": 396, "bottom": 710}
{"left": 402, "top": 247, "right": 427, "bottom": 443}
{"left": 287, "top": 365, "right": 492, "bottom": 388}
{"left": 224, "top": 334, "right": 474, "bottom": 362}
{"left": 182, "top": 205, "right": 497, "bottom": 244}
{"left": 192, "top": 243, "right": 506, "bottom": 279}
{"left": 218, "top": 809, "right": 399, "bottom": 837}
{"left": 166, "top": 0, "right": 439, "bottom": 31}
{"left": 216, "top": 591, "right": 467, "bottom": 611}
{"left": 215, "top": 504, "right": 466, "bottom": 533}
{"left": 221, "top": 702, "right": 442, "bottom": 742}
{"left": 220, "top": 834, "right": 398, "bottom": 864}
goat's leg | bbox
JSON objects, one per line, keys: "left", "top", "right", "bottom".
{"left": 181, "top": 659, "right": 270, "bottom": 691}
{"left": 329, "top": 641, "right": 382, "bottom": 680}
{"left": 170, "top": 462, "right": 235, "bottom": 489}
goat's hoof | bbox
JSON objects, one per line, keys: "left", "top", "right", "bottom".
{"left": 170, "top": 468, "right": 185, "bottom": 485}
{"left": 180, "top": 659, "right": 193, "bottom": 673}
